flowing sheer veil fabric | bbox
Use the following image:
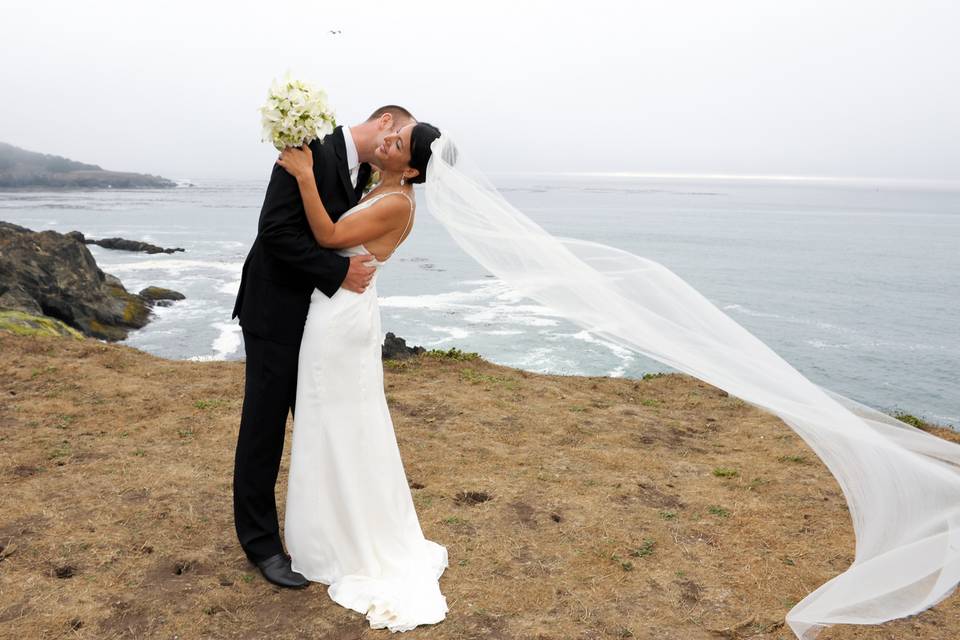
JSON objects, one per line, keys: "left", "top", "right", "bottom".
{"left": 423, "top": 133, "right": 960, "bottom": 639}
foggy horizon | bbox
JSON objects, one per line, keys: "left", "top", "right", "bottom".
{"left": 3, "top": 0, "right": 958, "bottom": 183}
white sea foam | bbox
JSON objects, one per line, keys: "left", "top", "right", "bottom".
{"left": 806, "top": 339, "right": 851, "bottom": 349}
{"left": 423, "top": 325, "right": 473, "bottom": 346}
{"left": 724, "top": 303, "right": 849, "bottom": 333}
{"left": 105, "top": 259, "right": 244, "bottom": 274}
{"left": 211, "top": 322, "right": 242, "bottom": 358}
{"left": 567, "top": 330, "right": 635, "bottom": 358}
{"left": 219, "top": 280, "right": 241, "bottom": 295}
{"left": 380, "top": 280, "right": 563, "bottom": 328}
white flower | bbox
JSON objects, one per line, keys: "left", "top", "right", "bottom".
{"left": 259, "top": 75, "right": 337, "bottom": 151}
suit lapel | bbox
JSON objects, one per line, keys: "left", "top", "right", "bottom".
{"left": 329, "top": 126, "right": 358, "bottom": 206}
{"left": 355, "top": 163, "right": 372, "bottom": 200}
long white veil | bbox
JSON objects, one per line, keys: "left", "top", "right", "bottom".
{"left": 423, "top": 133, "right": 960, "bottom": 639}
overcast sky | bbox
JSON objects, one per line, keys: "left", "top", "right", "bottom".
{"left": 2, "top": 0, "right": 958, "bottom": 182}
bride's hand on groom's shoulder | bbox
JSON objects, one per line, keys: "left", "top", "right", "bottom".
{"left": 276, "top": 144, "right": 313, "bottom": 179}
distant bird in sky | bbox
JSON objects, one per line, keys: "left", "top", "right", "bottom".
{"left": 328, "top": 30, "right": 341, "bottom": 35}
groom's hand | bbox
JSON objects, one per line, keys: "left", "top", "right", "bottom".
{"left": 342, "top": 254, "right": 377, "bottom": 293}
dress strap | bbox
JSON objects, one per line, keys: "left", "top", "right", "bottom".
{"left": 389, "top": 191, "right": 415, "bottom": 255}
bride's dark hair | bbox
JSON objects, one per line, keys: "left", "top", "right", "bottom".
{"left": 407, "top": 122, "right": 442, "bottom": 184}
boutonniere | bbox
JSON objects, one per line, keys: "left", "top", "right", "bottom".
{"left": 364, "top": 169, "right": 381, "bottom": 195}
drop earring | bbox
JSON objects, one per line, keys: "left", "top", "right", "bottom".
{"left": 400, "top": 175, "right": 406, "bottom": 186}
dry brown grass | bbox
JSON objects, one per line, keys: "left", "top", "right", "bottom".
{"left": 1, "top": 331, "right": 958, "bottom": 640}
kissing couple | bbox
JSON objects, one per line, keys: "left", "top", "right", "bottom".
{"left": 232, "top": 105, "right": 448, "bottom": 632}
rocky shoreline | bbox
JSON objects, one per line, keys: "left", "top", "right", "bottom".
{"left": 0, "top": 222, "right": 184, "bottom": 340}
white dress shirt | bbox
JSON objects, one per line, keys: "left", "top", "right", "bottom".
{"left": 342, "top": 126, "right": 360, "bottom": 188}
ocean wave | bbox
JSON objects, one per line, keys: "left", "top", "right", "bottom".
{"left": 211, "top": 322, "right": 242, "bottom": 358}
{"left": 219, "top": 280, "right": 241, "bottom": 295}
{"left": 423, "top": 325, "right": 473, "bottom": 346}
{"left": 380, "top": 280, "right": 563, "bottom": 329}
{"left": 723, "top": 303, "right": 848, "bottom": 332}
{"left": 105, "top": 259, "right": 244, "bottom": 274}
{"left": 805, "top": 339, "right": 851, "bottom": 349}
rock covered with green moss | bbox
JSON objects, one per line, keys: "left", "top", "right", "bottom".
{"left": 0, "top": 222, "right": 184, "bottom": 340}
{"left": 0, "top": 310, "right": 84, "bottom": 339}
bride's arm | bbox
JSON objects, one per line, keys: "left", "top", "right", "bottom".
{"left": 276, "top": 145, "right": 335, "bottom": 246}
{"left": 277, "top": 145, "right": 412, "bottom": 249}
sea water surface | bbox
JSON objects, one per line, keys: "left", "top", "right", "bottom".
{"left": 1, "top": 175, "right": 956, "bottom": 427}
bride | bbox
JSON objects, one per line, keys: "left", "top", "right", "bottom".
{"left": 275, "top": 121, "right": 447, "bottom": 632}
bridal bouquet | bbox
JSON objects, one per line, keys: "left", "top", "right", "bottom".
{"left": 259, "top": 75, "right": 336, "bottom": 151}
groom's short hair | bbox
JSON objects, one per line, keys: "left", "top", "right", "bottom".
{"left": 366, "top": 105, "right": 416, "bottom": 125}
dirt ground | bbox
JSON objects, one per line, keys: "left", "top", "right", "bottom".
{"left": 1, "top": 330, "right": 958, "bottom": 640}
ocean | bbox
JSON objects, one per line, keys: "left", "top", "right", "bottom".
{"left": 1, "top": 175, "right": 957, "bottom": 427}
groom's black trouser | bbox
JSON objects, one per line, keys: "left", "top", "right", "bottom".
{"left": 233, "top": 328, "right": 300, "bottom": 563}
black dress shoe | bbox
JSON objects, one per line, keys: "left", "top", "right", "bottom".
{"left": 253, "top": 552, "right": 309, "bottom": 589}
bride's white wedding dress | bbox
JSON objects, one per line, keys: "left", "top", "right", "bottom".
{"left": 283, "top": 191, "right": 449, "bottom": 632}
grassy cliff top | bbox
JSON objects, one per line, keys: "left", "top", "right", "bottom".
{"left": 1, "top": 330, "right": 957, "bottom": 639}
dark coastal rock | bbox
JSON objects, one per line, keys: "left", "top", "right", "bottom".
{"left": 0, "top": 142, "right": 176, "bottom": 189}
{"left": 382, "top": 332, "right": 425, "bottom": 360}
{"left": 138, "top": 287, "right": 186, "bottom": 306}
{"left": 0, "top": 222, "right": 178, "bottom": 341}
{"left": 82, "top": 234, "right": 185, "bottom": 255}
{"left": 94, "top": 236, "right": 185, "bottom": 254}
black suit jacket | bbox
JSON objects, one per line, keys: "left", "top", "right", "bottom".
{"left": 232, "top": 126, "right": 372, "bottom": 345}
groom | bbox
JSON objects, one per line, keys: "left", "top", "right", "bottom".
{"left": 231, "top": 105, "right": 417, "bottom": 587}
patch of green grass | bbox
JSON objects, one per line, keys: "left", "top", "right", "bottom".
{"left": 442, "top": 515, "right": 467, "bottom": 526}
{"left": 383, "top": 359, "right": 408, "bottom": 370}
{"left": 133, "top": 448, "right": 146, "bottom": 457}
{"left": 707, "top": 505, "right": 730, "bottom": 518}
{"left": 413, "top": 494, "right": 434, "bottom": 509}
{"left": 569, "top": 404, "right": 588, "bottom": 412}
{"left": 194, "top": 399, "right": 224, "bottom": 410}
{"left": 777, "top": 454, "right": 808, "bottom": 464}
{"left": 891, "top": 411, "right": 927, "bottom": 429}
{"left": 242, "top": 573, "right": 254, "bottom": 583}
{"left": 459, "top": 368, "right": 518, "bottom": 390}
{"left": 642, "top": 372, "right": 665, "bottom": 381}
{"left": 628, "top": 538, "right": 656, "bottom": 558}
{"left": 712, "top": 466, "right": 739, "bottom": 478}
{"left": 177, "top": 428, "right": 194, "bottom": 439}
{"left": 47, "top": 442, "right": 71, "bottom": 459}
{"left": 54, "top": 414, "right": 77, "bottom": 430}
{"left": 782, "top": 556, "right": 796, "bottom": 566}
{"left": 659, "top": 510, "right": 677, "bottom": 520}
{"left": 747, "top": 477, "right": 770, "bottom": 491}
{"left": 640, "top": 398, "right": 660, "bottom": 407}
{"left": 424, "top": 347, "right": 479, "bottom": 361}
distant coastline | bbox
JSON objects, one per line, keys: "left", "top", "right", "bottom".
{"left": 0, "top": 141, "right": 175, "bottom": 189}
